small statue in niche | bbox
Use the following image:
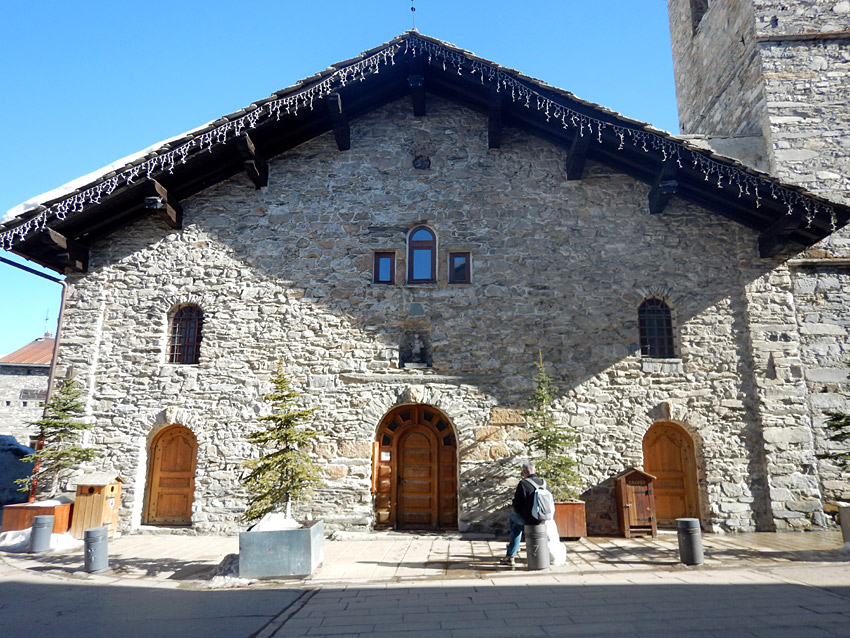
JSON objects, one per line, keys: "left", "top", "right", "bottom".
{"left": 400, "top": 331, "right": 432, "bottom": 368}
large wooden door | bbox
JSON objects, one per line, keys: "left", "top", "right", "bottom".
{"left": 144, "top": 425, "right": 197, "bottom": 525}
{"left": 397, "top": 426, "right": 438, "bottom": 529}
{"left": 643, "top": 422, "right": 699, "bottom": 526}
{"left": 373, "top": 405, "right": 458, "bottom": 530}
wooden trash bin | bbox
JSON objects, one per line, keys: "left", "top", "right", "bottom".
{"left": 70, "top": 473, "right": 123, "bottom": 539}
{"left": 615, "top": 468, "right": 657, "bottom": 538}
{"left": 0, "top": 501, "right": 72, "bottom": 534}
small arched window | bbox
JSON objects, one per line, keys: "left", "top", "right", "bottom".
{"left": 407, "top": 226, "right": 436, "bottom": 283}
{"left": 169, "top": 305, "right": 203, "bottom": 364}
{"left": 638, "top": 298, "right": 675, "bottom": 358}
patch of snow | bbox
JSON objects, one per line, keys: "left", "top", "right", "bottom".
{"left": 201, "top": 553, "right": 254, "bottom": 589}
{"left": 249, "top": 512, "right": 302, "bottom": 532}
{"left": 545, "top": 520, "right": 567, "bottom": 566}
{"left": 1, "top": 122, "right": 213, "bottom": 225}
{"left": 0, "top": 528, "right": 83, "bottom": 553}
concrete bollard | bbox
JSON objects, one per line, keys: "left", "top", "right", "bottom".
{"left": 676, "top": 518, "right": 704, "bottom": 565}
{"left": 84, "top": 526, "right": 109, "bottom": 573}
{"left": 29, "top": 515, "right": 54, "bottom": 553}
{"left": 524, "top": 524, "right": 550, "bottom": 570}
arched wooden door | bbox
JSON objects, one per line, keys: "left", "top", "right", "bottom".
{"left": 373, "top": 405, "right": 458, "bottom": 530}
{"left": 642, "top": 422, "right": 699, "bottom": 526}
{"left": 144, "top": 425, "right": 197, "bottom": 525}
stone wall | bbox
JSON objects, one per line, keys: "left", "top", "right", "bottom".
{"left": 792, "top": 262, "right": 850, "bottom": 505}
{"left": 56, "top": 96, "right": 821, "bottom": 534}
{"left": 0, "top": 365, "right": 49, "bottom": 444}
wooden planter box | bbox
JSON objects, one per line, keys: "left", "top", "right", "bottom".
{"left": 239, "top": 520, "right": 324, "bottom": 579}
{"left": 0, "top": 502, "right": 72, "bottom": 534}
{"left": 553, "top": 501, "right": 586, "bottom": 539}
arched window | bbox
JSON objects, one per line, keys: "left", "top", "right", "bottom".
{"left": 168, "top": 305, "right": 203, "bottom": 364}
{"left": 407, "top": 226, "right": 436, "bottom": 283}
{"left": 638, "top": 298, "right": 675, "bottom": 358}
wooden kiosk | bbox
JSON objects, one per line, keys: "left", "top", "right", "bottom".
{"left": 615, "top": 468, "right": 657, "bottom": 538}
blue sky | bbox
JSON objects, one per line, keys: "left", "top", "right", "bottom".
{"left": 0, "top": 0, "right": 678, "bottom": 357}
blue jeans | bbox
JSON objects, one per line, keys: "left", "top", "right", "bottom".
{"left": 506, "top": 512, "right": 529, "bottom": 557}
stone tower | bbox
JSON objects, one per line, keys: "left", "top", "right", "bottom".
{"left": 667, "top": 0, "right": 850, "bottom": 208}
{"left": 669, "top": 1, "right": 850, "bottom": 523}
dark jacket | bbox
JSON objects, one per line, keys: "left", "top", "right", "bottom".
{"left": 512, "top": 474, "right": 546, "bottom": 525}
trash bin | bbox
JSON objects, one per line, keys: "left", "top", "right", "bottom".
{"left": 29, "top": 515, "right": 54, "bottom": 553}
{"left": 676, "top": 517, "right": 704, "bottom": 565}
{"left": 524, "top": 523, "right": 550, "bottom": 570}
{"left": 84, "top": 526, "right": 109, "bottom": 573}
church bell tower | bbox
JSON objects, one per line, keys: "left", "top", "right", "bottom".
{"left": 667, "top": 0, "right": 850, "bottom": 206}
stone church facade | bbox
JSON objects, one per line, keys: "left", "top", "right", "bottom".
{"left": 1, "top": 2, "right": 849, "bottom": 535}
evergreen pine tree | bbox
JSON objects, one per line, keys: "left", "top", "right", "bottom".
{"left": 241, "top": 365, "right": 322, "bottom": 523}
{"left": 525, "top": 355, "right": 581, "bottom": 501}
{"left": 818, "top": 411, "right": 850, "bottom": 466}
{"left": 16, "top": 375, "right": 97, "bottom": 496}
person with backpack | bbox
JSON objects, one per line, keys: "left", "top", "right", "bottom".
{"left": 500, "top": 460, "right": 553, "bottom": 566}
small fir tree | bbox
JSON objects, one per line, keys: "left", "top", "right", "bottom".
{"left": 525, "top": 354, "right": 581, "bottom": 501}
{"left": 818, "top": 411, "right": 850, "bottom": 467}
{"left": 241, "top": 365, "right": 323, "bottom": 523}
{"left": 16, "top": 375, "right": 97, "bottom": 497}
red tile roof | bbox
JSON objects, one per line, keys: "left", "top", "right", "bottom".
{"left": 0, "top": 336, "right": 54, "bottom": 365}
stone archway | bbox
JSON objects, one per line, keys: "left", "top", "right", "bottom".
{"left": 373, "top": 404, "right": 458, "bottom": 530}
{"left": 642, "top": 421, "right": 700, "bottom": 526}
{"left": 143, "top": 424, "right": 197, "bottom": 526}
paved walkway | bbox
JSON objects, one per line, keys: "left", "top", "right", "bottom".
{"left": 1, "top": 529, "right": 848, "bottom": 637}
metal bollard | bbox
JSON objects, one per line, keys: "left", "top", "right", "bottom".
{"left": 523, "top": 524, "right": 550, "bottom": 570}
{"left": 29, "top": 515, "right": 54, "bottom": 553}
{"left": 676, "top": 518, "right": 704, "bottom": 565}
{"left": 84, "top": 526, "right": 109, "bottom": 573}
{"left": 839, "top": 506, "right": 850, "bottom": 547}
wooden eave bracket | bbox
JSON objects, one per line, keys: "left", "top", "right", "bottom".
{"left": 145, "top": 180, "right": 183, "bottom": 229}
{"left": 326, "top": 93, "right": 351, "bottom": 151}
{"left": 236, "top": 133, "right": 269, "bottom": 189}
{"left": 565, "top": 132, "right": 591, "bottom": 180}
{"left": 488, "top": 88, "right": 503, "bottom": 149}
{"left": 648, "top": 160, "right": 679, "bottom": 215}
{"left": 759, "top": 208, "right": 804, "bottom": 258}
{"left": 40, "top": 228, "right": 89, "bottom": 273}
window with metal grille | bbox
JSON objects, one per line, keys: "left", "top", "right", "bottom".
{"left": 407, "top": 226, "right": 437, "bottom": 283}
{"left": 638, "top": 298, "right": 675, "bottom": 358}
{"left": 169, "top": 305, "right": 203, "bottom": 364}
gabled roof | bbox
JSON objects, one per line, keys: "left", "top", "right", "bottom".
{"left": 0, "top": 336, "right": 54, "bottom": 366}
{"left": 2, "top": 31, "right": 849, "bottom": 272}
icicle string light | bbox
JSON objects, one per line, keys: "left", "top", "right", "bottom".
{"left": 0, "top": 33, "right": 838, "bottom": 250}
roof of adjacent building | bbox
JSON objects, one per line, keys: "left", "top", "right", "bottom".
{"left": 1, "top": 31, "right": 849, "bottom": 272}
{"left": 0, "top": 336, "right": 55, "bottom": 366}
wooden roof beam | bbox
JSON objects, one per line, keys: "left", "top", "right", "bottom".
{"left": 145, "top": 180, "right": 183, "bottom": 229}
{"left": 409, "top": 59, "right": 426, "bottom": 117}
{"left": 488, "top": 88, "right": 502, "bottom": 149}
{"left": 40, "top": 228, "right": 88, "bottom": 273}
{"left": 565, "top": 132, "right": 591, "bottom": 180}
{"left": 236, "top": 133, "right": 269, "bottom": 189}
{"left": 759, "top": 208, "right": 804, "bottom": 258}
{"left": 325, "top": 93, "right": 351, "bottom": 151}
{"left": 649, "top": 160, "right": 679, "bottom": 215}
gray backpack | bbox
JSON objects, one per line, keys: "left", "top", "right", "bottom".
{"left": 525, "top": 478, "right": 555, "bottom": 521}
